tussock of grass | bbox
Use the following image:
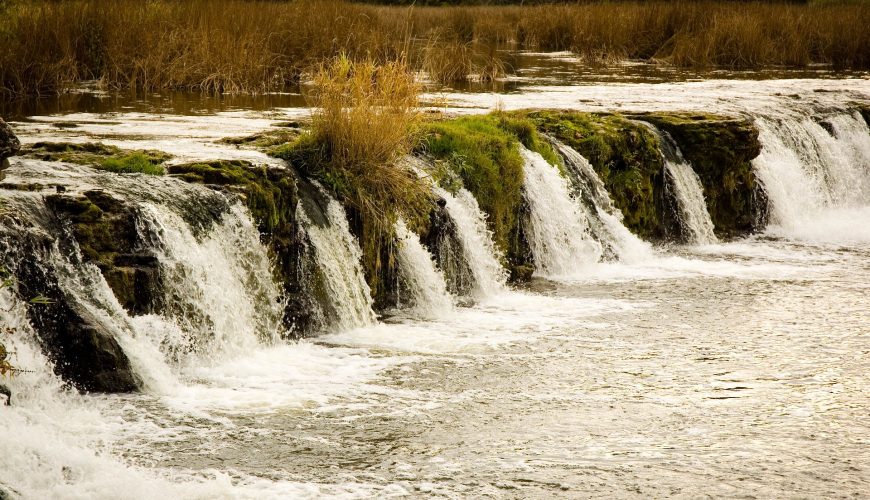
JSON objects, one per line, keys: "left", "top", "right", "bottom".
{"left": 273, "top": 56, "right": 432, "bottom": 305}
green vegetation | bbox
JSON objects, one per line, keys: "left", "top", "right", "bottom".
{"left": 22, "top": 142, "right": 170, "bottom": 175}
{"left": 527, "top": 111, "right": 664, "bottom": 239}
{"left": 2, "top": 0, "right": 868, "bottom": 98}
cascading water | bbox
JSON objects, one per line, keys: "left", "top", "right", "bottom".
{"left": 434, "top": 187, "right": 507, "bottom": 298}
{"left": 752, "top": 111, "right": 870, "bottom": 243}
{"left": 520, "top": 146, "right": 602, "bottom": 276}
{"left": 0, "top": 161, "right": 288, "bottom": 391}
{"left": 136, "top": 202, "right": 285, "bottom": 365}
{"left": 551, "top": 139, "right": 652, "bottom": 261}
{"left": 640, "top": 123, "right": 718, "bottom": 245}
{"left": 394, "top": 219, "right": 454, "bottom": 319}
{"left": 297, "top": 187, "right": 377, "bottom": 331}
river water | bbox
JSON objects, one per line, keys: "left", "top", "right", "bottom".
{"left": 1, "top": 59, "right": 869, "bottom": 498}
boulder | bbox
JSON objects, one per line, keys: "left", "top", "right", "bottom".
{"left": 0, "top": 118, "right": 21, "bottom": 180}
{"left": 12, "top": 232, "right": 140, "bottom": 393}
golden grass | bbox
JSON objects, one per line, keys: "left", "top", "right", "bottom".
{"left": 1, "top": 0, "right": 868, "bottom": 97}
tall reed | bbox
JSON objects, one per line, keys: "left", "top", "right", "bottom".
{"left": 1, "top": 0, "right": 867, "bottom": 98}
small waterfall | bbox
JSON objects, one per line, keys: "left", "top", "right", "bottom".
{"left": 0, "top": 161, "right": 287, "bottom": 390}
{"left": 642, "top": 123, "right": 718, "bottom": 245}
{"left": 297, "top": 188, "right": 377, "bottom": 331}
{"left": 551, "top": 139, "right": 652, "bottom": 261}
{"left": 394, "top": 219, "right": 454, "bottom": 319}
{"left": 137, "top": 202, "right": 285, "bottom": 364}
{"left": 753, "top": 111, "right": 870, "bottom": 242}
{"left": 520, "top": 146, "right": 602, "bottom": 276}
{"left": 434, "top": 187, "right": 507, "bottom": 298}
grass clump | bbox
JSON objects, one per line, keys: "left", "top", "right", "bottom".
{"left": 272, "top": 56, "right": 432, "bottom": 305}
{"left": 100, "top": 152, "right": 165, "bottom": 175}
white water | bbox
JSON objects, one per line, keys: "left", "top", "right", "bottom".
{"left": 520, "top": 146, "right": 602, "bottom": 276}
{"left": 552, "top": 140, "right": 653, "bottom": 261}
{"left": 3, "top": 77, "right": 870, "bottom": 498}
{"left": 434, "top": 187, "right": 507, "bottom": 298}
{"left": 394, "top": 219, "right": 454, "bottom": 319}
{"left": 297, "top": 193, "right": 377, "bottom": 332}
{"left": 664, "top": 160, "right": 718, "bottom": 245}
{"left": 753, "top": 112, "right": 870, "bottom": 244}
{"left": 138, "top": 203, "right": 284, "bottom": 368}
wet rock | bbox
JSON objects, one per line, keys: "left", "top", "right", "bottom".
{"left": 0, "top": 118, "right": 21, "bottom": 181}
{"left": 45, "top": 191, "right": 162, "bottom": 315}
{"left": 169, "top": 160, "right": 317, "bottom": 336}
{"left": 11, "top": 233, "right": 139, "bottom": 393}
{"left": 631, "top": 112, "right": 764, "bottom": 238}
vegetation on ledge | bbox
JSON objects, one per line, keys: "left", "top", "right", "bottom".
{"left": 271, "top": 56, "right": 434, "bottom": 307}
{"left": 21, "top": 142, "right": 170, "bottom": 175}
{"left": 527, "top": 110, "right": 665, "bottom": 240}
{"left": 633, "top": 112, "right": 764, "bottom": 237}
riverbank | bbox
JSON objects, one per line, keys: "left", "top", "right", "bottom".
{"left": 1, "top": 0, "right": 869, "bottom": 97}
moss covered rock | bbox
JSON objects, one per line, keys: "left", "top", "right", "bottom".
{"left": 44, "top": 190, "right": 162, "bottom": 315}
{"left": 527, "top": 111, "right": 665, "bottom": 240}
{"left": 167, "top": 160, "right": 320, "bottom": 334}
{"left": 419, "top": 115, "right": 533, "bottom": 280}
{"left": 633, "top": 112, "right": 763, "bottom": 237}
{"left": 21, "top": 142, "right": 170, "bottom": 174}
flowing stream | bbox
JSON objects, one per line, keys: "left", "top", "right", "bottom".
{"left": 1, "top": 77, "right": 869, "bottom": 498}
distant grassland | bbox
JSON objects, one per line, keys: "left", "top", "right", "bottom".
{"left": 0, "top": 0, "right": 867, "bottom": 97}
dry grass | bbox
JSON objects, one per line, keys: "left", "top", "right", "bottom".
{"left": 0, "top": 0, "right": 868, "bottom": 98}
{"left": 279, "top": 54, "right": 431, "bottom": 232}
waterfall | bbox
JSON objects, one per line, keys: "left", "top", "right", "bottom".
{"left": 394, "top": 219, "right": 454, "bottom": 319}
{"left": 137, "top": 202, "right": 285, "bottom": 364}
{"left": 434, "top": 187, "right": 507, "bottom": 298}
{"left": 752, "top": 111, "right": 870, "bottom": 243}
{"left": 0, "top": 161, "right": 289, "bottom": 391}
{"left": 520, "top": 146, "right": 602, "bottom": 276}
{"left": 297, "top": 189, "right": 377, "bottom": 332}
{"left": 641, "top": 123, "right": 718, "bottom": 245}
{"left": 551, "top": 139, "right": 653, "bottom": 261}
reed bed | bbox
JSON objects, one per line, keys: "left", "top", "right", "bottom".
{"left": 0, "top": 0, "right": 867, "bottom": 97}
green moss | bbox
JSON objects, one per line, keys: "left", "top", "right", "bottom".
{"left": 527, "top": 110, "right": 664, "bottom": 239}
{"left": 100, "top": 152, "right": 165, "bottom": 175}
{"left": 167, "top": 160, "right": 296, "bottom": 233}
{"left": 22, "top": 142, "right": 170, "bottom": 175}
{"left": 420, "top": 115, "right": 525, "bottom": 256}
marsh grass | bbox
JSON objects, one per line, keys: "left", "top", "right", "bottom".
{"left": 1, "top": 0, "right": 866, "bottom": 98}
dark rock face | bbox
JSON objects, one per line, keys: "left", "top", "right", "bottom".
{"left": 0, "top": 118, "right": 21, "bottom": 180}
{"left": 45, "top": 190, "right": 162, "bottom": 315}
{"left": 10, "top": 229, "right": 140, "bottom": 393}
{"left": 633, "top": 113, "right": 765, "bottom": 238}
